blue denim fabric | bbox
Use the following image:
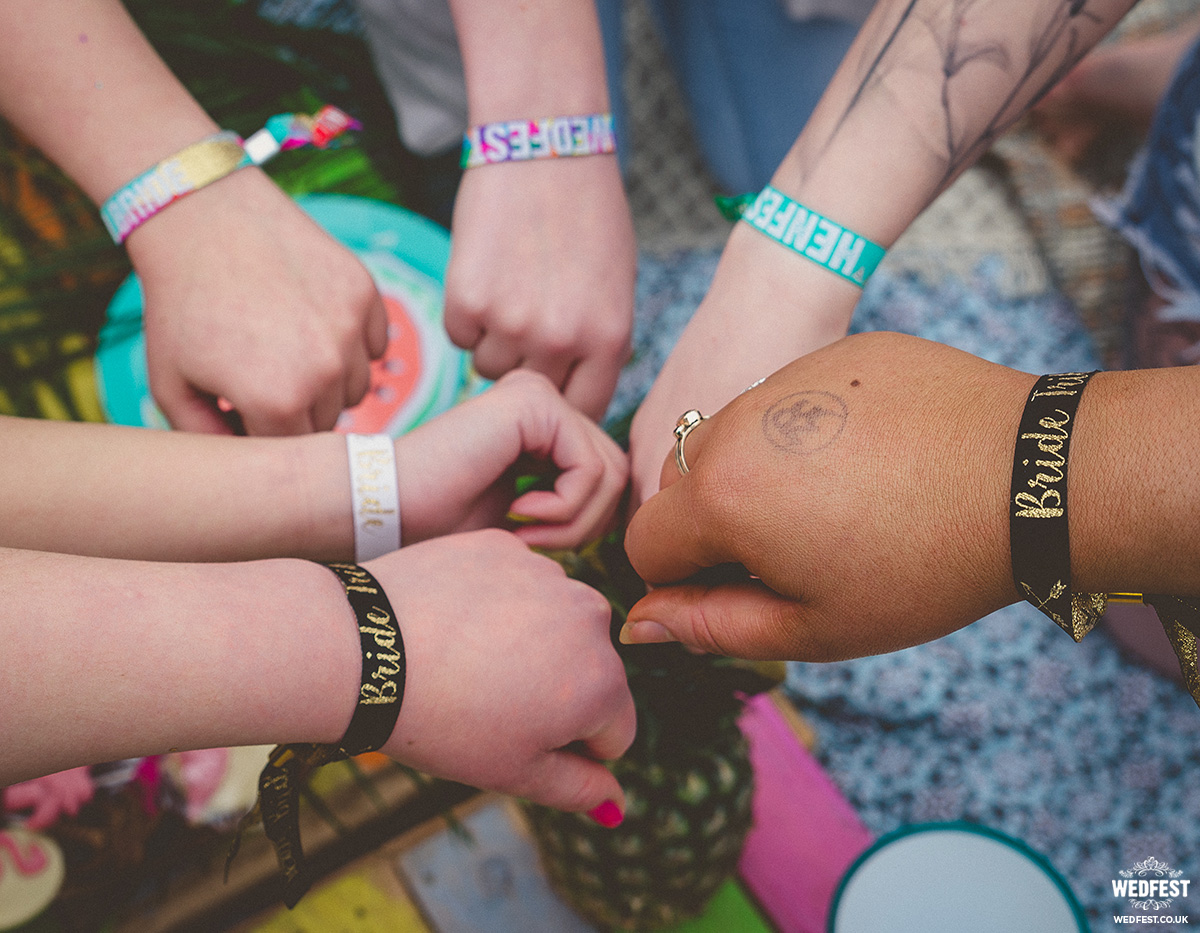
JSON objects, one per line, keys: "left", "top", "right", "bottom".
{"left": 1096, "top": 35, "right": 1200, "bottom": 325}
{"left": 596, "top": 0, "right": 861, "bottom": 193}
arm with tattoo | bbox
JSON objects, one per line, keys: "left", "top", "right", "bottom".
{"left": 630, "top": 0, "right": 1137, "bottom": 505}
{"left": 799, "top": 0, "right": 1132, "bottom": 216}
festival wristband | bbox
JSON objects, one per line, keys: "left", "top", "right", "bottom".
{"left": 232, "top": 561, "right": 405, "bottom": 907}
{"left": 1008, "top": 372, "right": 1200, "bottom": 711}
{"left": 715, "top": 187, "right": 886, "bottom": 287}
{"left": 100, "top": 104, "right": 360, "bottom": 244}
{"left": 1009, "top": 371, "right": 1104, "bottom": 641}
{"left": 346, "top": 434, "right": 400, "bottom": 561}
{"left": 461, "top": 112, "right": 615, "bottom": 169}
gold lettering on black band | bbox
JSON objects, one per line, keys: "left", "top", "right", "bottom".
{"left": 1009, "top": 372, "right": 1102, "bottom": 641}
{"left": 323, "top": 562, "right": 405, "bottom": 757}
{"left": 235, "top": 563, "right": 405, "bottom": 909}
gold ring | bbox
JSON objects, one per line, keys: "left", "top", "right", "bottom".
{"left": 673, "top": 410, "right": 708, "bottom": 475}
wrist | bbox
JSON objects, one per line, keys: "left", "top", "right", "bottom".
{"left": 711, "top": 222, "right": 860, "bottom": 342}
{"left": 455, "top": 6, "right": 608, "bottom": 123}
{"left": 122, "top": 165, "right": 274, "bottom": 259}
{"left": 293, "top": 433, "right": 357, "bottom": 562}
{"left": 257, "top": 558, "right": 363, "bottom": 746}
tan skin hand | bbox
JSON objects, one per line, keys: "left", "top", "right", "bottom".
{"left": 628, "top": 224, "right": 858, "bottom": 508}
{"left": 624, "top": 332, "right": 1035, "bottom": 661}
{"left": 127, "top": 169, "right": 388, "bottom": 436}
{"left": 444, "top": 156, "right": 635, "bottom": 421}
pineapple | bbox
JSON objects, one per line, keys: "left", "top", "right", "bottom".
{"left": 525, "top": 540, "right": 780, "bottom": 931}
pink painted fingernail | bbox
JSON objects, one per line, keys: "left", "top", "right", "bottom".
{"left": 587, "top": 800, "right": 624, "bottom": 828}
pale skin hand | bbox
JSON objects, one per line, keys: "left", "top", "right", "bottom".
{"left": 0, "top": 0, "right": 387, "bottom": 436}
{"left": 629, "top": 0, "right": 1138, "bottom": 504}
{"left": 0, "top": 370, "right": 625, "bottom": 561}
{"left": 445, "top": 0, "right": 633, "bottom": 421}
{"left": 445, "top": 157, "right": 636, "bottom": 420}
{"left": 396, "top": 369, "right": 628, "bottom": 548}
{"left": 3, "top": 537, "right": 635, "bottom": 816}
{"left": 127, "top": 169, "right": 388, "bottom": 435}
{"left": 376, "top": 531, "right": 635, "bottom": 812}
{"left": 624, "top": 332, "right": 1200, "bottom": 661}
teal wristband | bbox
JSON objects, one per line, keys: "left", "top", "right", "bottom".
{"left": 717, "top": 186, "right": 886, "bottom": 287}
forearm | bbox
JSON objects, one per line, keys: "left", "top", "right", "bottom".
{"left": 718, "top": 0, "right": 1139, "bottom": 340}
{"left": 779, "top": 0, "right": 1135, "bottom": 242}
{"left": 0, "top": 418, "right": 355, "bottom": 561}
{"left": 0, "top": 0, "right": 220, "bottom": 204}
{"left": 1, "top": 549, "right": 356, "bottom": 783}
{"left": 448, "top": 0, "right": 610, "bottom": 120}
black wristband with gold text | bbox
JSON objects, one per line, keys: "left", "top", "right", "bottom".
{"left": 1009, "top": 371, "right": 1104, "bottom": 641}
{"left": 324, "top": 561, "right": 405, "bottom": 757}
{"left": 231, "top": 562, "right": 405, "bottom": 909}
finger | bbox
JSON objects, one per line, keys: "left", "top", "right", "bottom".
{"left": 471, "top": 333, "right": 524, "bottom": 381}
{"left": 624, "top": 475, "right": 731, "bottom": 584}
{"left": 514, "top": 439, "right": 627, "bottom": 547}
{"left": 525, "top": 749, "right": 627, "bottom": 817}
{"left": 345, "top": 349, "right": 373, "bottom": 411}
{"left": 509, "top": 417, "right": 612, "bottom": 527}
{"left": 443, "top": 298, "right": 485, "bottom": 351}
{"left": 365, "top": 291, "right": 390, "bottom": 360}
{"left": 508, "top": 440, "right": 602, "bottom": 525}
{"left": 154, "top": 376, "right": 236, "bottom": 436}
{"left": 561, "top": 353, "right": 622, "bottom": 422}
{"left": 621, "top": 580, "right": 805, "bottom": 660}
{"left": 580, "top": 691, "right": 637, "bottom": 762}
{"left": 521, "top": 350, "right": 575, "bottom": 395}
{"left": 309, "top": 386, "right": 347, "bottom": 433}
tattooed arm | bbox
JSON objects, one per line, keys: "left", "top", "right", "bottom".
{"left": 629, "top": 0, "right": 1137, "bottom": 505}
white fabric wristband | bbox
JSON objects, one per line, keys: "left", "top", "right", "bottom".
{"left": 345, "top": 434, "right": 401, "bottom": 561}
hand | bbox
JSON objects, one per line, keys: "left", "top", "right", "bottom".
{"left": 623, "top": 332, "right": 1033, "bottom": 661}
{"left": 126, "top": 169, "right": 388, "bottom": 436}
{"left": 628, "top": 223, "right": 857, "bottom": 506}
{"left": 369, "top": 530, "right": 636, "bottom": 814}
{"left": 443, "top": 157, "right": 635, "bottom": 420}
{"left": 396, "top": 369, "right": 628, "bottom": 549}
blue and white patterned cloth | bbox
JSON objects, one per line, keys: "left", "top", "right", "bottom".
{"left": 612, "top": 248, "right": 1198, "bottom": 930}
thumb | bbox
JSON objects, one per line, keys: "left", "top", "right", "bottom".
{"left": 620, "top": 580, "right": 804, "bottom": 661}
{"left": 524, "top": 750, "right": 627, "bottom": 822}
{"left": 154, "top": 377, "right": 236, "bottom": 435}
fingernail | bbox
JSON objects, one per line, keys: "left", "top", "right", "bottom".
{"left": 619, "top": 620, "right": 676, "bottom": 645}
{"left": 587, "top": 800, "right": 624, "bottom": 828}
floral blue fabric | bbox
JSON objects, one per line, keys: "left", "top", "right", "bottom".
{"left": 613, "top": 248, "right": 1199, "bottom": 930}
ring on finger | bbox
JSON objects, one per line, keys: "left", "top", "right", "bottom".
{"left": 673, "top": 409, "right": 708, "bottom": 475}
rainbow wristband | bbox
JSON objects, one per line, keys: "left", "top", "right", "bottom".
{"left": 718, "top": 186, "right": 886, "bottom": 287}
{"left": 100, "top": 105, "right": 360, "bottom": 244}
{"left": 461, "top": 112, "right": 616, "bottom": 169}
